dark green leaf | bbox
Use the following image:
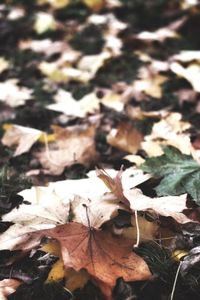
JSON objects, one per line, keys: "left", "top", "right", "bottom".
{"left": 141, "top": 146, "right": 200, "bottom": 203}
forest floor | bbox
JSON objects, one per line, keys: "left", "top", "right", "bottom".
{"left": 0, "top": 1, "right": 200, "bottom": 299}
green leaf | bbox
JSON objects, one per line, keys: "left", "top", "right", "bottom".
{"left": 141, "top": 146, "right": 200, "bottom": 203}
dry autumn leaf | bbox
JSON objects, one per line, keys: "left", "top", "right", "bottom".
{"left": 2, "top": 124, "right": 43, "bottom": 156}
{"left": 0, "top": 279, "right": 21, "bottom": 300}
{"left": 0, "top": 79, "right": 32, "bottom": 107}
{"left": 107, "top": 122, "right": 143, "bottom": 154}
{"left": 41, "top": 222, "right": 152, "bottom": 300}
{"left": 47, "top": 89, "right": 100, "bottom": 117}
{"left": 124, "top": 188, "right": 192, "bottom": 224}
{"left": 142, "top": 112, "right": 192, "bottom": 156}
{"left": 35, "top": 123, "right": 99, "bottom": 175}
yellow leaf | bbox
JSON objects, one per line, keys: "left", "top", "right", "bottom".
{"left": 38, "top": 133, "right": 56, "bottom": 144}
{"left": 48, "top": 0, "right": 70, "bottom": 8}
{"left": 65, "top": 268, "right": 90, "bottom": 291}
{"left": 47, "top": 259, "right": 65, "bottom": 282}
{"left": 172, "top": 250, "right": 188, "bottom": 262}
{"left": 41, "top": 240, "right": 61, "bottom": 256}
{"left": 83, "top": 0, "right": 105, "bottom": 11}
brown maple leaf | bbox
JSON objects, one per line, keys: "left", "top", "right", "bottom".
{"left": 42, "top": 222, "right": 151, "bottom": 300}
{"left": 96, "top": 167, "right": 130, "bottom": 207}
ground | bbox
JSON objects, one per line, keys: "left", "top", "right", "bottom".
{"left": 0, "top": 0, "right": 200, "bottom": 299}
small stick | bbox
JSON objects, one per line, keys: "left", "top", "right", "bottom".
{"left": 170, "top": 261, "right": 182, "bottom": 300}
{"left": 133, "top": 210, "right": 140, "bottom": 248}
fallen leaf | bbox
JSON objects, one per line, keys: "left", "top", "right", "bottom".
{"left": 37, "top": 0, "right": 70, "bottom": 8}
{"left": 135, "top": 17, "right": 185, "bottom": 42}
{"left": 170, "top": 62, "right": 200, "bottom": 92}
{"left": 124, "top": 188, "right": 191, "bottom": 224}
{"left": 71, "top": 194, "right": 122, "bottom": 228}
{"left": 78, "top": 51, "right": 111, "bottom": 78}
{"left": 34, "top": 12, "right": 57, "bottom": 34}
{"left": 96, "top": 167, "right": 151, "bottom": 207}
{"left": 0, "top": 79, "right": 32, "bottom": 107}
{"left": 2, "top": 185, "right": 70, "bottom": 228}
{"left": 41, "top": 222, "right": 152, "bottom": 299}
{"left": 0, "top": 279, "right": 21, "bottom": 300}
{"left": 47, "top": 89, "right": 99, "bottom": 117}
{"left": 181, "top": 0, "right": 198, "bottom": 9}
{"left": 0, "top": 223, "right": 43, "bottom": 251}
{"left": 142, "top": 112, "right": 192, "bottom": 156}
{"left": 133, "top": 67, "right": 168, "bottom": 98}
{"left": 123, "top": 154, "right": 145, "bottom": 166}
{"left": 83, "top": 0, "right": 105, "bottom": 11}
{"left": 141, "top": 146, "right": 200, "bottom": 203}
{"left": 107, "top": 122, "right": 143, "bottom": 154}
{"left": 19, "top": 39, "right": 67, "bottom": 56}
{"left": 0, "top": 57, "right": 9, "bottom": 74}
{"left": 122, "top": 215, "right": 158, "bottom": 242}
{"left": 35, "top": 123, "right": 99, "bottom": 175}
{"left": 2, "top": 124, "right": 43, "bottom": 156}
{"left": 172, "top": 50, "right": 200, "bottom": 62}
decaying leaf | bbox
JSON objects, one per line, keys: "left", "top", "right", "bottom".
{"left": 47, "top": 89, "right": 99, "bottom": 117}
{"left": 19, "top": 39, "right": 67, "bottom": 56}
{"left": 41, "top": 222, "right": 152, "bottom": 299}
{"left": 0, "top": 279, "right": 21, "bottom": 300}
{"left": 2, "top": 185, "right": 70, "bottom": 228}
{"left": 170, "top": 62, "right": 200, "bottom": 92}
{"left": 0, "top": 79, "right": 32, "bottom": 107}
{"left": 0, "top": 223, "right": 43, "bottom": 251}
{"left": 141, "top": 146, "right": 200, "bottom": 203}
{"left": 37, "top": 0, "right": 70, "bottom": 9}
{"left": 35, "top": 123, "right": 99, "bottom": 175}
{"left": 2, "top": 124, "right": 43, "bottom": 156}
{"left": 142, "top": 112, "right": 192, "bottom": 156}
{"left": 83, "top": 0, "right": 105, "bottom": 11}
{"left": 0, "top": 57, "right": 9, "bottom": 74}
{"left": 124, "top": 188, "right": 191, "bottom": 224}
{"left": 34, "top": 12, "right": 57, "bottom": 34}
{"left": 71, "top": 194, "right": 122, "bottom": 228}
{"left": 107, "top": 122, "right": 143, "bottom": 154}
{"left": 132, "top": 66, "right": 168, "bottom": 98}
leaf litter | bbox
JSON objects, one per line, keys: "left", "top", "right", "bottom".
{"left": 0, "top": 1, "right": 200, "bottom": 300}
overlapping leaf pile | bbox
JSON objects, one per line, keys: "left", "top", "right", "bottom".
{"left": 0, "top": 0, "right": 200, "bottom": 299}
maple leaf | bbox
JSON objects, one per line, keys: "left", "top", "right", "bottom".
{"left": 106, "top": 122, "right": 143, "bottom": 154}
{"left": 141, "top": 112, "right": 192, "bottom": 156}
{"left": 0, "top": 79, "right": 32, "bottom": 107}
{"left": 96, "top": 167, "right": 151, "bottom": 208}
{"left": 141, "top": 146, "right": 200, "bottom": 203}
{"left": 0, "top": 279, "right": 21, "bottom": 300}
{"left": 2, "top": 186, "right": 70, "bottom": 228}
{"left": 35, "top": 123, "right": 99, "bottom": 175}
{"left": 124, "top": 188, "right": 191, "bottom": 224}
{"left": 41, "top": 222, "right": 151, "bottom": 299}
{"left": 2, "top": 124, "right": 43, "bottom": 156}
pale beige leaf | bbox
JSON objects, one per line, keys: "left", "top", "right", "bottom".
{"left": 0, "top": 279, "right": 21, "bottom": 300}
{"left": 0, "top": 57, "right": 9, "bottom": 74}
{"left": 170, "top": 62, "right": 200, "bottom": 92}
{"left": 0, "top": 79, "right": 32, "bottom": 107}
{"left": 71, "top": 194, "right": 122, "bottom": 228}
{"left": 36, "top": 124, "right": 99, "bottom": 175}
{"left": 47, "top": 89, "right": 99, "bottom": 117}
{"left": 19, "top": 39, "right": 67, "bottom": 56}
{"left": 2, "top": 186, "right": 70, "bottom": 228}
{"left": 34, "top": 12, "right": 57, "bottom": 34}
{"left": 2, "top": 124, "right": 42, "bottom": 156}
{"left": 124, "top": 188, "right": 191, "bottom": 224}
{"left": 142, "top": 112, "right": 192, "bottom": 156}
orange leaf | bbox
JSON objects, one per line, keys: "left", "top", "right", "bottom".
{"left": 42, "top": 222, "right": 151, "bottom": 300}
